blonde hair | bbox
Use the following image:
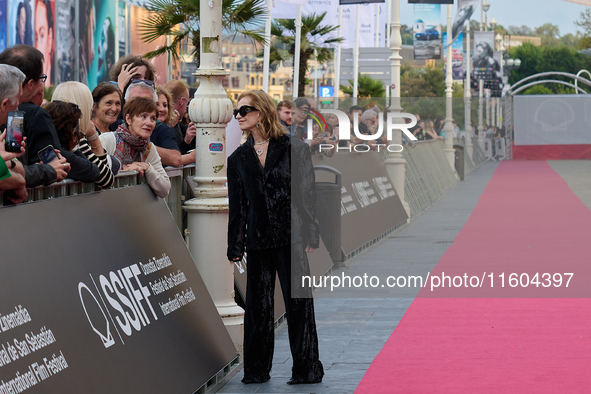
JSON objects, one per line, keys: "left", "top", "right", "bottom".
{"left": 52, "top": 81, "right": 93, "bottom": 135}
{"left": 156, "top": 87, "right": 174, "bottom": 126}
{"left": 236, "top": 90, "right": 287, "bottom": 141}
{"left": 424, "top": 120, "right": 435, "bottom": 134}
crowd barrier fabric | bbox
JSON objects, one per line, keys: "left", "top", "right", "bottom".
{"left": 312, "top": 152, "right": 409, "bottom": 256}
{"left": 0, "top": 185, "right": 237, "bottom": 393}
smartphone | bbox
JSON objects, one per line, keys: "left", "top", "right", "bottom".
{"left": 319, "top": 132, "right": 327, "bottom": 138}
{"left": 38, "top": 145, "right": 57, "bottom": 164}
{"left": 5, "top": 111, "right": 24, "bottom": 152}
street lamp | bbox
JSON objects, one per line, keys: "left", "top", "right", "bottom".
{"left": 502, "top": 53, "right": 521, "bottom": 79}
{"left": 495, "top": 33, "right": 502, "bottom": 50}
{"left": 489, "top": 17, "right": 497, "bottom": 32}
{"left": 482, "top": 0, "right": 490, "bottom": 31}
{"left": 384, "top": 0, "right": 411, "bottom": 217}
{"left": 479, "top": 0, "right": 491, "bottom": 145}
{"left": 464, "top": 7, "right": 473, "bottom": 160}
{"left": 443, "top": 4, "right": 455, "bottom": 169}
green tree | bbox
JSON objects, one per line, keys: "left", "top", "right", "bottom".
{"left": 578, "top": 35, "right": 591, "bottom": 49}
{"left": 139, "top": 0, "right": 267, "bottom": 63}
{"left": 400, "top": 63, "right": 446, "bottom": 98}
{"left": 576, "top": 8, "right": 591, "bottom": 49}
{"left": 269, "top": 12, "right": 342, "bottom": 97}
{"left": 492, "top": 24, "right": 508, "bottom": 36}
{"left": 561, "top": 33, "right": 580, "bottom": 48}
{"left": 522, "top": 85, "right": 555, "bottom": 95}
{"left": 507, "top": 25, "right": 533, "bottom": 36}
{"left": 575, "top": 8, "right": 591, "bottom": 36}
{"left": 535, "top": 23, "right": 560, "bottom": 46}
{"left": 340, "top": 74, "right": 385, "bottom": 97}
{"left": 508, "top": 43, "right": 591, "bottom": 93}
{"left": 401, "top": 24, "right": 413, "bottom": 46}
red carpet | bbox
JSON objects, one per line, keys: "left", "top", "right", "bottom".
{"left": 356, "top": 161, "right": 591, "bottom": 393}
{"left": 513, "top": 144, "right": 591, "bottom": 160}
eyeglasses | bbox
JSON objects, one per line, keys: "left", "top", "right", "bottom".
{"left": 23, "top": 74, "right": 48, "bottom": 86}
{"left": 233, "top": 105, "right": 258, "bottom": 118}
{"left": 300, "top": 106, "right": 311, "bottom": 113}
{"left": 130, "top": 79, "right": 155, "bottom": 87}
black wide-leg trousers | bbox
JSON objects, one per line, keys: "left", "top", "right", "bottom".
{"left": 243, "top": 243, "right": 323, "bottom": 381}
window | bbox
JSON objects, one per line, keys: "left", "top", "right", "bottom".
{"left": 232, "top": 77, "right": 240, "bottom": 88}
{"left": 250, "top": 77, "right": 255, "bottom": 85}
{"left": 271, "top": 78, "right": 276, "bottom": 85}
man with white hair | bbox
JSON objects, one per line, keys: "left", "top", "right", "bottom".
{"left": 0, "top": 64, "right": 27, "bottom": 203}
{"left": 123, "top": 80, "right": 181, "bottom": 167}
{"left": 0, "top": 45, "right": 70, "bottom": 187}
{"left": 361, "top": 109, "right": 378, "bottom": 134}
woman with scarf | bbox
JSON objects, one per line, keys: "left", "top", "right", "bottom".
{"left": 227, "top": 90, "right": 323, "bottom": 385}
{"left": 99, "top": 97, "right": 170, "bottom": 198}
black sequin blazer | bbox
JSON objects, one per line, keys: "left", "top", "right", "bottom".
{"left": 227, "top": 133, "right": 319, "bottom": 260}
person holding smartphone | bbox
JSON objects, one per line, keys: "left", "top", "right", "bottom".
{"left": 0, "top": 129, "right": 27, "bottom": 204}
{"left": 44, "top": 100, "right": 101, "bottom": 184}
{"left": 0, "top": 46, "right": 70, "bottom": 187}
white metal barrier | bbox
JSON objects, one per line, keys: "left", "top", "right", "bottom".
{"left": 483, "top": 138, "right": 493, "bottom": 161}
{"left": 494, "top": 138, "right": 506, "bottom": 161}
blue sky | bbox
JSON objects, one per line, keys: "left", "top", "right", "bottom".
{"left": 400, "top": 0, "right": 585, "bottom": 36}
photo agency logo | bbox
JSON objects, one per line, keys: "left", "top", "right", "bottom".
{"left": 304, "top": 108, "right": 418, "bottom": 153}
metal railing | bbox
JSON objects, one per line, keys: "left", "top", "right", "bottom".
{"left": 401, "top": 140, "right": 458, "bottom": 219}
{"left": 0, "top": 165, "right": 197, "bottom": 234}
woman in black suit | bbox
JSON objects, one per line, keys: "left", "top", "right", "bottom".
{"left": 227, "top": 90, "right": 324, "bottom": 385}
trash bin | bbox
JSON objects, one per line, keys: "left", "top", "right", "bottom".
{"left": 453, "top": 145, "right": 464, "bottom": 181}
{"left": 314, "top": 165, "right": 342, "bottom": 265}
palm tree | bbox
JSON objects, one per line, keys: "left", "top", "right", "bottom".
{"left": 341, "top": 74, "right": 385, "bottom": 97}
{"left": 139, "top": 0, "right": 267, "bottom": 65}
{"left": 269, "top": 12, "right": 342, "bottom": 97}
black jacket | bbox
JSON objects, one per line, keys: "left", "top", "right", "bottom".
{"left": 11, "top": 103, "right": 62, "bottom": 187}
{"left": 172, "top": 122, "right": 195, "bottom": 154}
{"left": 227, "top": 134, "right": 319, "bottom": 260}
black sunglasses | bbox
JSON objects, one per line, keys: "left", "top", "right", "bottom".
{"left": 53, "top": 100, "right": 81, "bottom": 113}
{"left": 233, "top": 105, "right": 257, "bottom": 118}
{"left": 130, "top": 79, "right": 155, "bottom": 87}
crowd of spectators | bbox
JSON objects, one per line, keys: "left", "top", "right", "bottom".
{"left": 0, "top": 45, "right": 202, "bottom": 204}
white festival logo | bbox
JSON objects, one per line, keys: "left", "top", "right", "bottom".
{"left": 78, "top": 282, "right": 115, "bottom": 348}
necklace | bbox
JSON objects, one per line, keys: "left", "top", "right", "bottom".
{"left": 254, "top": 138, "right": 270, "bottom": 156}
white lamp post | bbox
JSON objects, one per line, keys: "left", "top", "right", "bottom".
{"left": 184, "top": 0, "right": 244, "bottom": 356}
{"left": 488, "top": 18, "right": 497, "bottom": 128}
{"left": 478, "top": 0, "right": 490, "bottom": 147}
{"left": 482, "top": 0, "right": 490, "bottom": 31}
{"left": 442, "top": 4, "right": 455, "bottom": 169}
{"left": 464, "top": 15, "right": 473, "bottom": 159}
{"left": 384, "top": 0, "right": 410, "bottom": 218}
